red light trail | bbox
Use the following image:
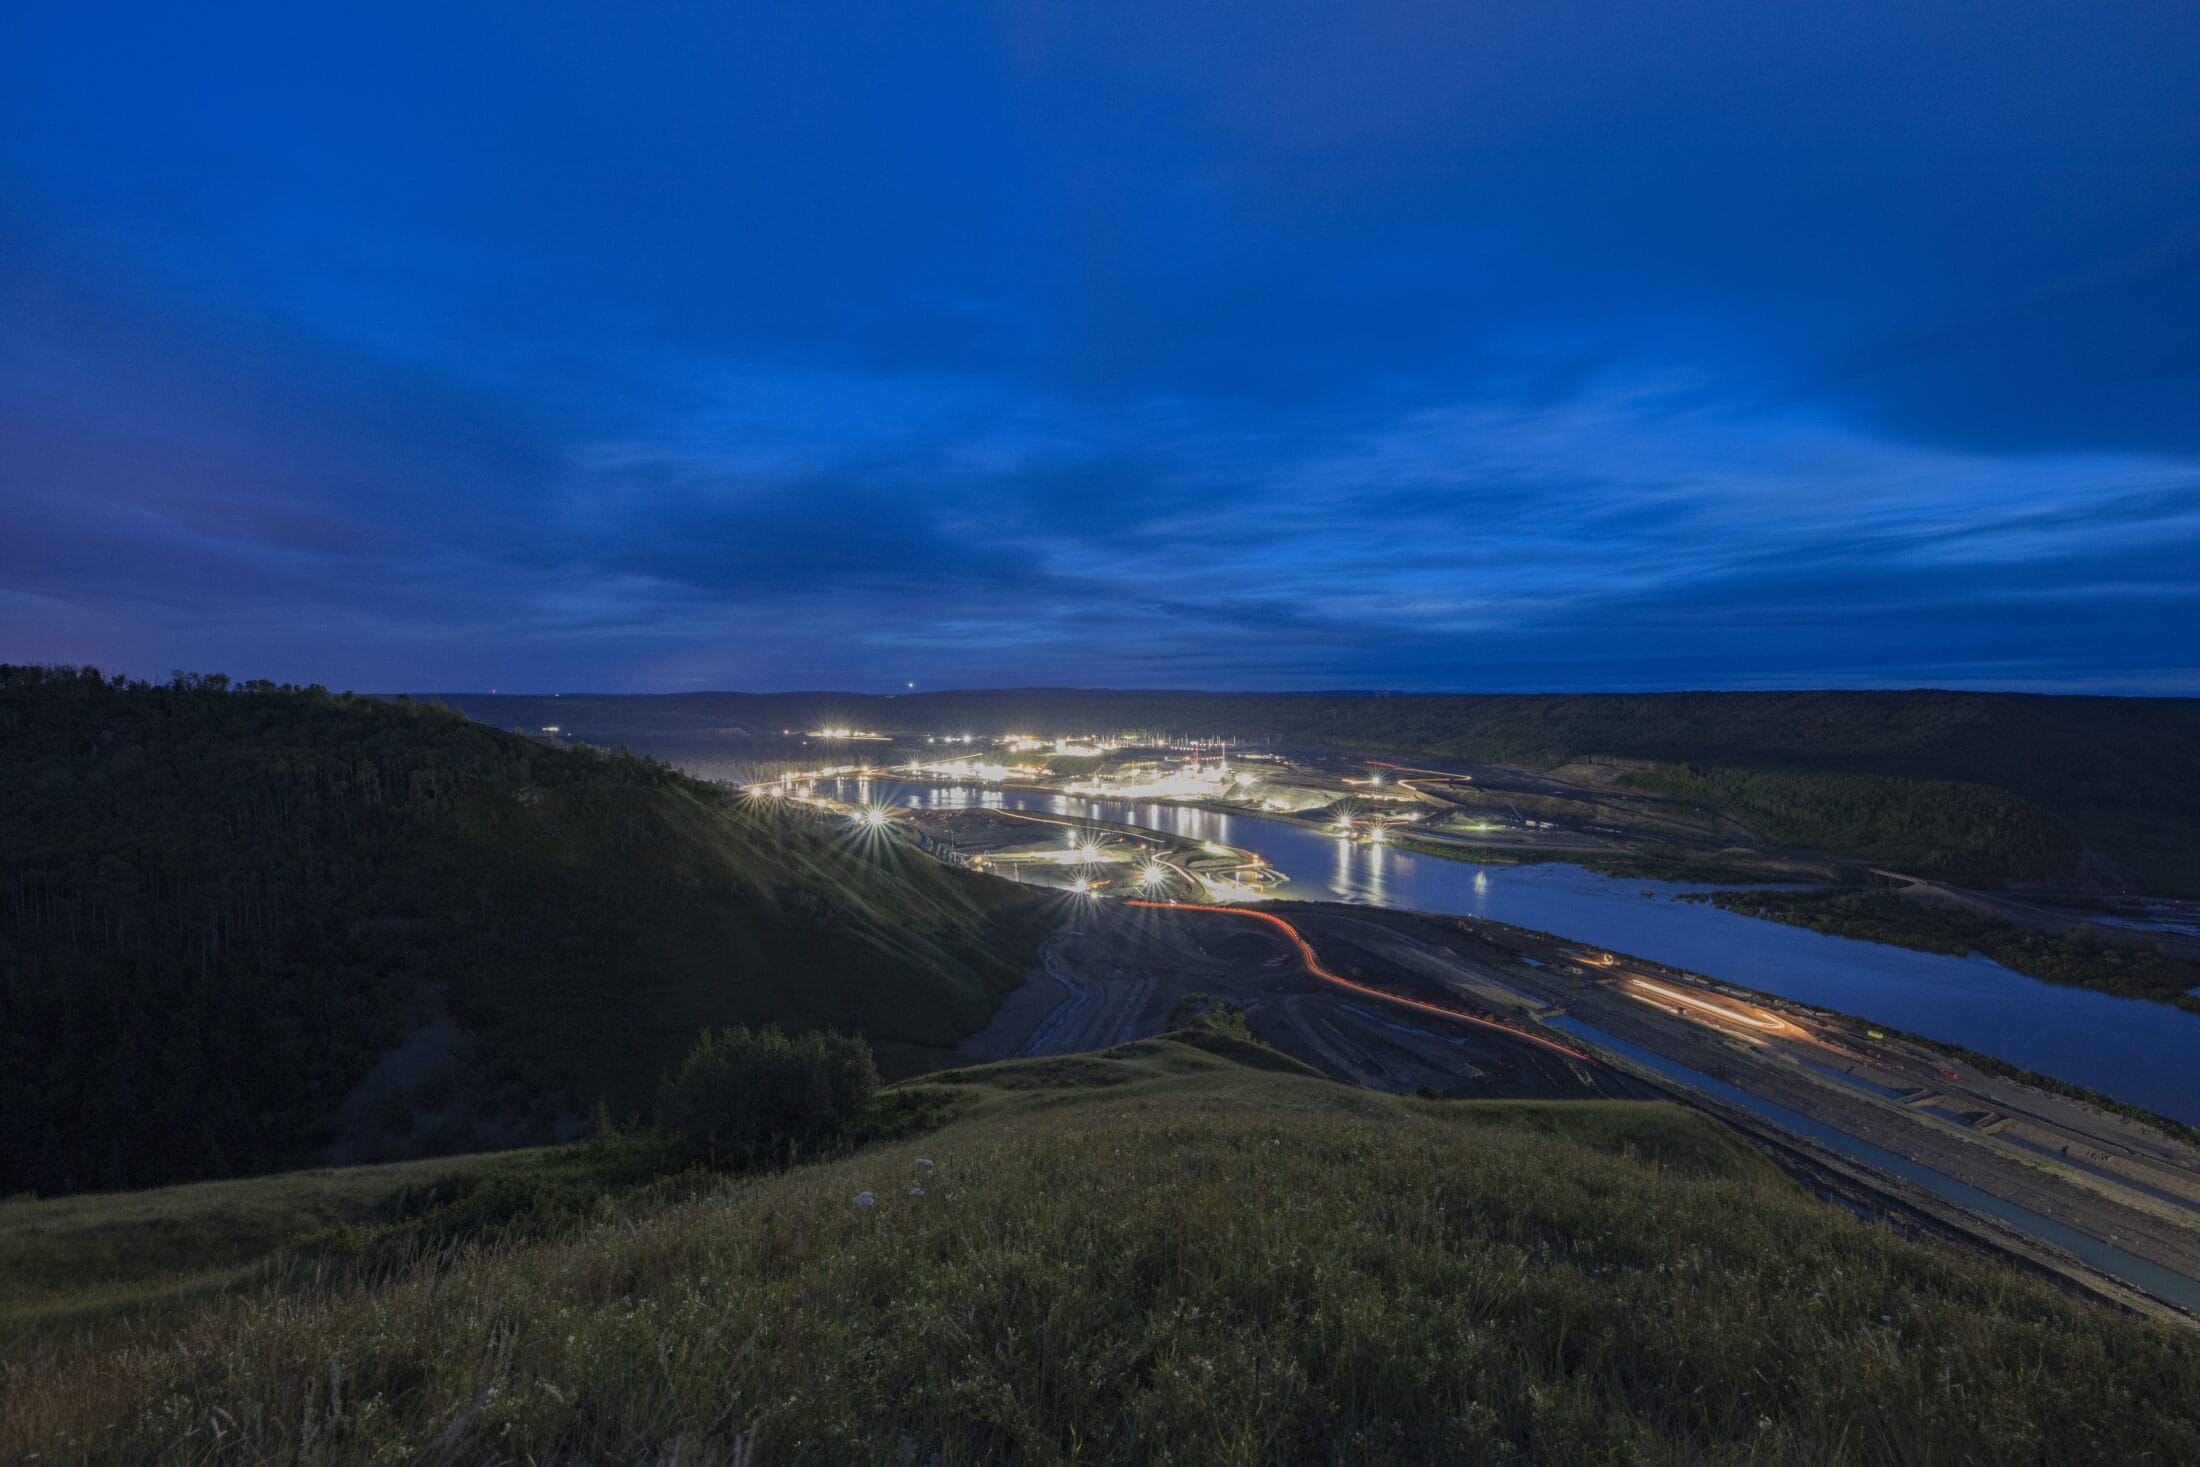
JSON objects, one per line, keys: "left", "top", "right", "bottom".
{"left": 1125, "top": 900, "right": 1599, "bottom": 1066}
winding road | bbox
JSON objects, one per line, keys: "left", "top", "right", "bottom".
{"left": 1124, "top": 899, "right": 1600, "bottom": 1066}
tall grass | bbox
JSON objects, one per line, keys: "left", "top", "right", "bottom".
{"left": 6, "top": 1043, "right": 2196, "bottom": 1462}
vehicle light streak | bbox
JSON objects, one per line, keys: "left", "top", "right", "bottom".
{"left": 1126, "top": 900, "right": 1598, "bottom": 1065}
{"left": 1369, "top": 760, "right": 1473, "bottom": 780}
{"left": 1625, "top": 975, "right": 1788, "bottom": 1032}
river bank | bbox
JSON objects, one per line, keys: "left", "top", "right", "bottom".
{"left": 827, "top": 776, "right": 2200, "bottom": 1124}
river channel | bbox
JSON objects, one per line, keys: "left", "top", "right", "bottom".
{"left": 830, "top": 777, "right": 2200, "bottom": 1125}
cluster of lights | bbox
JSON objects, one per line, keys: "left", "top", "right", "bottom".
{"left": 1334, "top": 811, "right": 1412, "bottom": 842}
{"left": 1077, "top": 759, "right": 1239, "bottom": 802}
{"left": 926, "top": 758, "right": 1029, "bottom": 783}
{"left": 751, "top": 743, "right": 1355, "bottom": 904}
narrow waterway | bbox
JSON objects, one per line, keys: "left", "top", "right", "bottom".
{"left": 833, "top": 777, "right": 2200, "bottom": 1124}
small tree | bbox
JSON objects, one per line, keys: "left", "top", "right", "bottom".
{"left": 660, "top": 1025, "right": 878, "bottom": 1168}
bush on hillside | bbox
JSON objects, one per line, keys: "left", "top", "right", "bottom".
{"left": 658, "top": 1026, "right": 878, "bottom": 1167}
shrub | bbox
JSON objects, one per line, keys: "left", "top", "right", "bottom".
{"left": 658, "top": 1025, "right": 878, "bottom": 1168}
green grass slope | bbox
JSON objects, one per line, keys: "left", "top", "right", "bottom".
{"left": 8, "top": 1035, "right": 2195, "bottom": 1462}
{"left": 0, "top": 667, "right": 1050, "bottom": 1196}
{"left": 436, "top": 687, "right": 2200, "bottom": 894}
{"left": 0, "top": 1151, "right": 510, "bottom": 1340}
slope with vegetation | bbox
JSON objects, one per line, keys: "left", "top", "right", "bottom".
{"left": 5, "top": 1023, "right": 2196, "bottom": 1462}
{"left": 0, "top": 666, "right": 1049, "bottom": 1197}
{"left": 439, "top": 687, "right": 2200, "bottom": 895}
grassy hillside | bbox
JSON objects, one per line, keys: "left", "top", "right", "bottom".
{"left": 0, "top": 1150, "right": 536, "bottom": 1341}
{"left": 440, "top": 687, "right": 2200, "bottom": 893}
{"left": 5, "top": 1032, "right": 2195, "bottom": 1462}
{"left": 0, "top": 667, "right": 1050, "bottom": 1197}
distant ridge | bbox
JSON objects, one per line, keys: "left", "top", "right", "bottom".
{"left": 433, "top": 687, "right": 2200, "bottom": 897}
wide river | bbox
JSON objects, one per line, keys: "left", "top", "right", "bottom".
{"left": 832, "top": 778, "right": 2200, "bottom": 1124}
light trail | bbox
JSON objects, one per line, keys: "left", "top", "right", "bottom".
{"left": 1369, "top": 760, "right": 1473, "bottom": 780}
{"left": 1624, "top": 975, "right": 1789, "bottom": 1032}
{"left": 1126, "top": 899, "right": 1599, "bottom": 1066}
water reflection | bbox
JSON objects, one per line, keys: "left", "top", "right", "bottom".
{"left": 827, "top": 778, "right": 2200, "bottom": 1120}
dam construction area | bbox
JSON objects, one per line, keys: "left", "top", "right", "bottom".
{"left": 766, "top": 744, "right": 2200, "bottom": 1326}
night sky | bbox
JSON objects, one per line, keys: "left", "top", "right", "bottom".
{"left": 4, "top": 3, "right": 2196, "bottom": 694}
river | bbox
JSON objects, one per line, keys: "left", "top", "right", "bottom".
{"left": 831, "top": 777, "right": 2200, "bottom": 1124}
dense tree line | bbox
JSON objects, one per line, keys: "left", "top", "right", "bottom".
{"left": 658, "top": 1025, "right": 878, "bottom": 1167}
{"left": 1622, "top": 763, "right": 2078, "bottom": 885}
{"left": 0, "top": 667, "right": 1042, "bottom": 1196}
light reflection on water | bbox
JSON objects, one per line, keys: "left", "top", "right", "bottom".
{"left": 830, "top": 778, "right": 2200, "bottom": 1121}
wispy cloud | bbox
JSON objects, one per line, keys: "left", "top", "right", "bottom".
{"left": 3, "top": 2, "right": 2195, "bottom": 690}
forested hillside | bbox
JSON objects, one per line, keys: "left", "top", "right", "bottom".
{"left": 439, "top": 688, "right": 2200, "bottom": 893}
{"left": 0, "top": 667, "right": 1047, "bottom": 1197}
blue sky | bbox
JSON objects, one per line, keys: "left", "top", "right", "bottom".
{"left": 3, "top": 2, "right": 2196, "bottom": 692}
